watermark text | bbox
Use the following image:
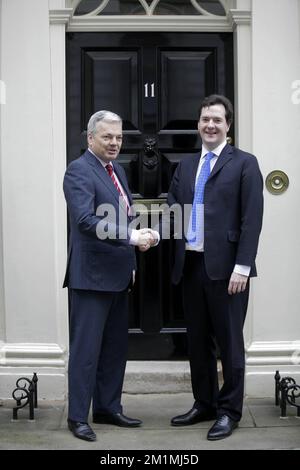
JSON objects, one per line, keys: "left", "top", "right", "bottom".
{"left": 0, "top": 80, "right": 6, "bottom": 105}
{"left": 291, "top": 80, "right": 300, "bottom": 104}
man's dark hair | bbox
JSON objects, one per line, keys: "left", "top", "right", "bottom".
{"left": 199, "top": 94, "right": 233, "bottom": 125}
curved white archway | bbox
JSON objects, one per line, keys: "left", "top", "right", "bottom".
{"left": 69, "top": 0, "right": 233, "bottom": 18}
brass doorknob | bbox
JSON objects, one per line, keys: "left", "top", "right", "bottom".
{"left": 265, "top": 170, "right": 289, "bottom": 195}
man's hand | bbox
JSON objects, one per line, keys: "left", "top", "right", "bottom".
{"left": 137, "top": 228, "right": 159, "bottom": 252}
{"left": 228, "top": 272, "right": 248, "bottom": 295}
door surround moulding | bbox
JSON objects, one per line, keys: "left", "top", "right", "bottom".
{"left": 49, "top": 8, "right": 73, "bottom": 24}
{"left": 49, "top": 9, "right": 251, "bottom": 32}
{"left": 0, "top": 342, "right": 66, "bottom": 368}
{"left": 0, "top": 341, "right": 66, "bottom": 399}
{"left": 245, "top": 341, "right": 300, "bottom": 396}
{"left": 228, "top": 9, "right": 251, "bottom": 27}
{"left": 46, "top": 4, "right": 265, "bottom": 397}
{"left": 246, "top": 341, "right": 300, "bottom": 366}
{"left": 48, "top": 5, "right": 253, "bottom": 346}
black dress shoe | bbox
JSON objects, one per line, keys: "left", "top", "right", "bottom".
{"left": 207, "top": 414, "right": 238, "bottom": 440}
{"left": 93, "top": 412, "right": 142, "bottom": 427}
{"left": 171, "top": 407, "right": 217, "bottom": 426}
{"left": 67, "top": 419, "right": 96, "bottom": 442}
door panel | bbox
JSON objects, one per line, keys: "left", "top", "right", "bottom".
{"left": 83, "top": 50, "right": 140, "bottom": 131}
{"left": 159, "top": 50, "right": 215, "bottom": 130}
{"left": 67, "top": 32, "right": 234, "bottom": 360}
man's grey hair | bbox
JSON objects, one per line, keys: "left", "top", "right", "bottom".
{"left": 87, "top": 110, "right": 122, "bottom": 136}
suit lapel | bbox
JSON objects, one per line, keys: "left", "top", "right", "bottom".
{"left": 85, "top": 150, "right": 121, "bottom": 203}
{"left": 85, "top": 150, "right": 132, "bottom": 214}
{"left": 208, "top": 144, "right": 233, "bottom": 180}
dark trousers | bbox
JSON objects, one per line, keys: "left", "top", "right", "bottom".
{"left": 182, "top": 252, "right": 249, "bottom": 421}
{"left": 68, "top": 288, "right": 128, "bottom": 422}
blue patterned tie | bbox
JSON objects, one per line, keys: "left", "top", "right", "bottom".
{"left": 187, "top": 152, "right": 215, "bottom": 246}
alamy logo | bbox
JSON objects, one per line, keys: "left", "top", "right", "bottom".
{"left": 95, "top": 201, "right": 193, "bottom": 241}
{"left": 0, "top": 80, "right": 6, "bottom": 105}
{"left": 291, "top": 349, "right": 300, "bottom": 365}
{"left": 291, "top": 80, "right": 300, "bottom": 104}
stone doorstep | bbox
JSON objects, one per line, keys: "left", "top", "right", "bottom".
{"left": 123, "top": 361, "right": 223, "bottom": 393}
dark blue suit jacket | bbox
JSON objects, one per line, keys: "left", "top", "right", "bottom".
{"left": 167, "top": 144, "right": 264, "bottom": 283}
{"left": 63, "top": 150, "right": 136, "bottom": 292}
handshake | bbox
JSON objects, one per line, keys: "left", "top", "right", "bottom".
{"left": 135, "top": 228, "right": 159, "bottom": 252}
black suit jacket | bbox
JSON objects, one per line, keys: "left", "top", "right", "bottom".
{"left": 63, "top": 150, "right": 136, "bottom": 292}
{"left": 166, "top": 144, "right": 264, "bottom": 284}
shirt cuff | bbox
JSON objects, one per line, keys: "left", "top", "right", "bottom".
{"left": 151, "top": 230, "right": 160, "bottom": 246}
{"left": 234, "top": 264, "right": 251, "bottom": 277}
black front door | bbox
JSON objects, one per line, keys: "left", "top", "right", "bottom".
{"left": 66, "top": 32, "right": 233, "bottom": 360}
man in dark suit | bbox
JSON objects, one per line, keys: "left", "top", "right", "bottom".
{"left": 167, "top": 95, "right": 263, "bottom": 440}
{"left": 63, "top": 110, "right": 157, "bottom": 441}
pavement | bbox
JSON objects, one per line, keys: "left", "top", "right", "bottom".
{"left": 0, "top": 393, "right": 300, "bottom": 451}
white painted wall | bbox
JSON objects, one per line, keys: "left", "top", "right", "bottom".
{"left": 245, "top": 0, "right": 300, "bottom": 395}
{"left": 0, "top": 0, "right": 6, "bottom": 344}
{"left": 0, "top": 0, "right": 67, "bottom": 399}
{"left": 253, "top": 0, "right": 300, "bottom": 340}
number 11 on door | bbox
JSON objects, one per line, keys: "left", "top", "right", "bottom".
{"left": 144, "top": 83, "right": 155, "bottom": 98}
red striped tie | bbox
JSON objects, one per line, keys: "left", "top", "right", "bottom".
{"left": 105, "top": 164, "right": 130, "bottom": 214}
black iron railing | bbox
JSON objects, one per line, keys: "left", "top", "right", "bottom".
{"left": 12, "top": 373, "right": 38, "bottom": 420}
{"left": 275, "top": 370, "right": 300, "bottom": 418}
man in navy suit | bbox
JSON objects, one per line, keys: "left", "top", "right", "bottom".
{"left": 167, "top": 95, "right": 263, "bottom": 440}
{"left": 63, "top": 110, "right": 157, "bottom": 441}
